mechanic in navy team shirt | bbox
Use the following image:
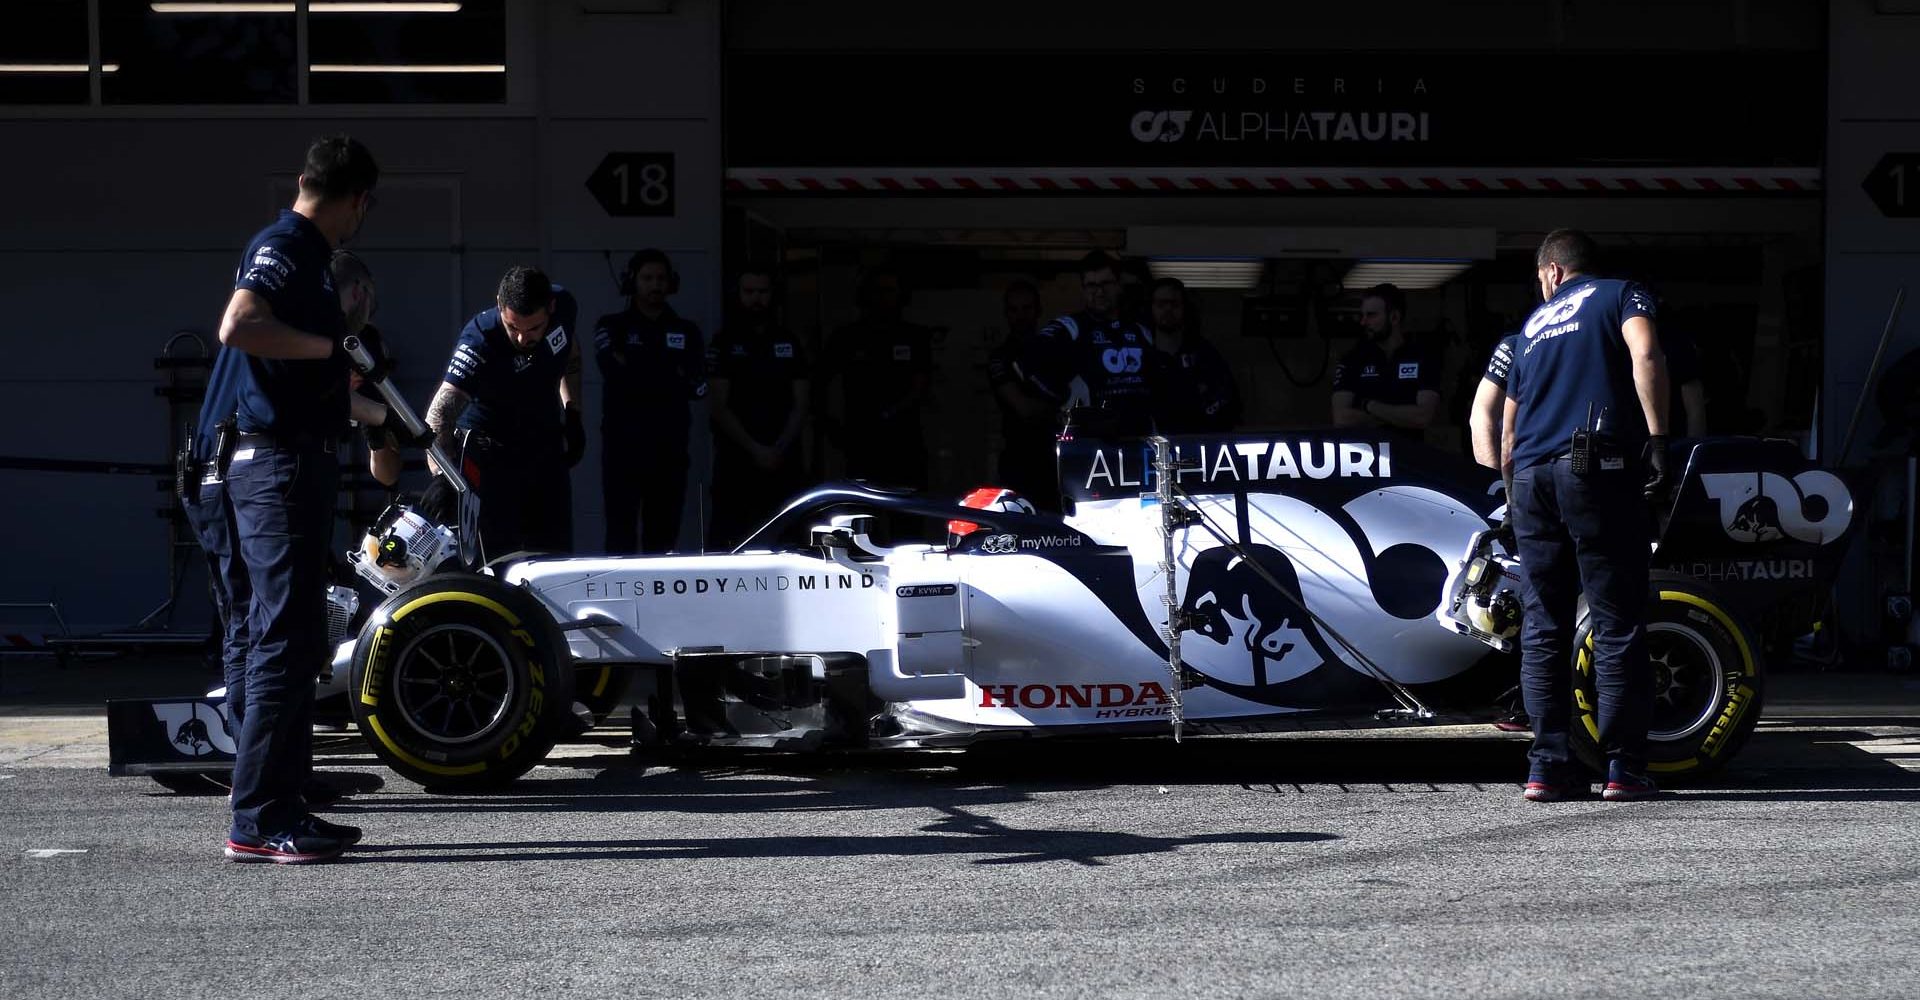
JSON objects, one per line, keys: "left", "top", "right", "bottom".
{"left": 1330, "top": 283, "right": 1442, "bottom": 443}
{"left": 707, "top": 265, "right": 810, "bottom": 548}
{"left": 987, "top": 280, "right": 1061, "bottom": 508}
{"left": 820, "top": 266, "right": 934, "bottom": 489}
{"left": 1468, "top": 331, "right": 1522, "bottom": 470}
{"left": 1146, "top": 277, "right": 1240, "bottom": 433}
{"left": 1025, "top": 251, "right": 1157, "bottom": 436}
{"left": 1502, "top": 229, "right": 1671, "bottom": 803}
{"left": 203, "top": 135, "right": 391, "bottom": 864}
{"left": 596, "top": 249, "right": 706, "bottom": 554}
{"left": 425, "top": 266, "right": 584, "bottom": 559}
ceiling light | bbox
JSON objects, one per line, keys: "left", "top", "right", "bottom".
{"left": 1147, "top": 257, "right": 1266, "bottom": 291}
{"left": 310, "top": 63, "right": 504, "bottom": 73}
{"left": 0, "top": 63, "right": 119, "bottom": 72}
{"left": 1341, "top": 259, "right": 1473, "bottom": 291}
{"left": 151, "top": 3, "right": 463, "bottom": 12}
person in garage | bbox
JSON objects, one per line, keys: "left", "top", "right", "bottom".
{"left": 1146, "top": 276, "right": 1240, "bottom": 433}
{"left": 1024, "top": 251, "right": 1158, "bottom": 435}
{"left": 596, "top": 248, "right": 706, "bottom": 554}
{"left": 1330, "top": 283, "right": 1441, "bottom": 443}
{"left": 987, "top": 280, "right": 1061, "bottom": 508}
{"left": 819, "top": 265, "right": 935, "bottom": 489}
{"left": 707, "top": 265, "right": 810, "bottom": 548}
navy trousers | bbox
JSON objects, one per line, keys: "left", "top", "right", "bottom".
{"left": 1509, "top": 455, "right": 1652, "bottom": 777}
{"left": 225, "top": 443, "right": 336, "bottom": 840}
{"left": 181, "top": 477, "right": 252, "bottom": 733}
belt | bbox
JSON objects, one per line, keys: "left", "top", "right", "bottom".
{"left": 235, "top": 431, "right": 338, "bottom": 455}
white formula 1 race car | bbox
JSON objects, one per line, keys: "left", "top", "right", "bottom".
{"left": 109, "top": 355, "right": 1858, "bottom": 792}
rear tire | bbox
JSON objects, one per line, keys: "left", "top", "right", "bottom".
{"left": 349, "top": 573, "right": 574, "bottom": 791}
{"left": 1572, "top": 572, "right": 1763, "bottom": 782}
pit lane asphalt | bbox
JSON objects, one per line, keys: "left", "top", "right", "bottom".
{"left": 4, "top": 663, "right": 1919, "bottom": 1000}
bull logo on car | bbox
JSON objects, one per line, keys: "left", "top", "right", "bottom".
{"left": 151, "top": 702, "right": 237, "bottom": 758}
{"left": 1700, "top": 470, "right": 1851, "bottom": 545}
{"left": 1178, "top": 544, "right": 1326, "bottom": 688}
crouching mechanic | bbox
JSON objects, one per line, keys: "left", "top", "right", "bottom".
{"left": 426, "top": 266, "right": 583, "bottom": 559}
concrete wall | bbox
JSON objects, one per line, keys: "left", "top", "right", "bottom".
{"left": 0, "top": 0, "right": 723, "bottom": 633}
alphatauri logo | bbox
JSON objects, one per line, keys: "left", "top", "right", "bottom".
{"left": 1131, "top": 110, "right": 1194, "bottom": 143}
{"left": 1700, "top": 470, "right": 1851, "bottom": 545}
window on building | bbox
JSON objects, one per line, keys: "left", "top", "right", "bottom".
{"left": 310, "top": 0, "right": 507, "bottom": 103}
{"left": 0, "top": 1, "right": 91, "bottom": 104}
{"left": 102, "top": 1, "right": 297, "bottom": 104}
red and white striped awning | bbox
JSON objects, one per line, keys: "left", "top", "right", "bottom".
{"left": 725, "top": 166, "right": 1820, "bottom": 195}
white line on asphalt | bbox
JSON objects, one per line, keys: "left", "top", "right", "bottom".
{"left": 24, "top": 849, "right": 88, "bottom": 859}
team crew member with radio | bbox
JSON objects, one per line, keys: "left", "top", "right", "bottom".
{"left": 425, "top": 266, "right": 583, "bottom": 559}
{"left": 1468, "top": 332, "right": 1522, "bottom": 470}
{"left": 1331, "top": 283, "right": 1441, "bottom": 442}
{"left": 1146, "top": 277, "right": 1240, "bottom": 433}
{"left": 596, "top": 249, "right": 706, "bottom": 553}
{"left": 820, "top": 266, "right": 934, "bottom": 489}
{"left": 1502, "top": 229, "right": 1670, "bottom": 802}
{"left": 1027, "top": 252, "right": 1157, "bottom": 435}
{"left": 708, "top": 266, "right": 809, "bottom": 548}
{"left": 211, "top": 135, "right": 387, "bottom": 864}
{"left": 987, "top": 281, "right": 1060, "bottom": 507}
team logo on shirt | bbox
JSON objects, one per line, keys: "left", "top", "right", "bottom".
{"left": 546, "top": 326, "right": 569, "bottom": 355}
{"left": 1524, "top": 284, "right": 1601, "bottom": 341}
{"left": 243, "top": 247, "right": 294, "bottom": 292}
{"left": 893, "top": 345, "right": 912, "bottom": 361}
{"left": 1398, "top": 362, "right": 1420, "bottom": 379}
{"left": 774, "top": 343, "right": 795, "bottom": 358}
{"left": 1101, "top": 347, "right": 1145, "bottom": 374}
{"left": 667, "top": 333, "right": 686, "bottom": 350}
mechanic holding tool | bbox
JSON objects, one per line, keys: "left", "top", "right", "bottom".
{"left": 595, "top": 249, "right": 706, "bottom": 554}
{"left": 425, "top": 266, "right": 584, "bottom": 559}
{"left": 1025, "top": 251, "right": 1159, "bottom": 436}
{"left": 987, "top": 280, "right": 1060, "bottom": 508}
{"left": 820, "top": 265, "right": 934, "bottom": 490}
{"left": 333, "top": 249, "right": 402, "bottom": 488}
{"left": 201, "top": 135, "right": 392, "bottom": 864}
{"left": 1146, "top": 276, "right": 1240, "bottom": 433}
{"left": 1330, "top": 283, "right": 1442, "bottom": 443}
{"left": 1502, "top": 229, "right": 1670, "bottom": 803}
{"left": 707, "top": 265, "right": 810, "bottom": 548}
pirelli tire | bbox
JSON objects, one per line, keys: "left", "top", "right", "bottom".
{"left": 1572, "top": 572, "right": 1763, "bottom": 782}
{"left": 348, "top": 573, "right": 575, "bottom": 791}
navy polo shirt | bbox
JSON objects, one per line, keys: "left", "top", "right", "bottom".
{"left": 707, "top": 319, "right": 808, "bottom": 444}
{"left": 592, "top": 305, "right": 707, "bottom": 434}
{"left": 444, "top": 286, "right": 579, "bottom": 450}
{"left": 224, "top": 209, "right": 349, "bottom": 443}
{"left": 1029, "top": 310, "right": 1156, "bottom": 422}
{"left": 1482, "top": 333, "right": 1521, "bottom": 389}
{"left": 1507, "top": 275, "right": 1658, "bottom": 472}
{"left": 1332, "top": 339, "right": 1441, "bottom": 406}
{"left": 823, "top": 318, "right": 934, "bottom": 425}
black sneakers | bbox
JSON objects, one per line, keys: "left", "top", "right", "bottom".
{"left": 302, "top": 814, "right": 363, "bottom": 846}
{"left": 224, "top": 830, "right": 346, "bottom": 865}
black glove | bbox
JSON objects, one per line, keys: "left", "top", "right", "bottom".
{"left": 1642, "top": 434, "right": 1671, "bottom": 501}
{"left": 563, "top": 408, "right": 586, "bottom": 468}
{"left": 350, "top": 340, "right": 392, "bottom": 383}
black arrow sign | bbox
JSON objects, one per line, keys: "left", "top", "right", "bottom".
{"left": 586, "top": 152, "right": 676, "bottom": 218}
{"left": 1863, "top": 152, "right": 1920, "bottom": 218}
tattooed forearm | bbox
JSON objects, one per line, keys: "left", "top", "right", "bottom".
{"left": 425, "top": 382, "right": 471, "bottom": 450}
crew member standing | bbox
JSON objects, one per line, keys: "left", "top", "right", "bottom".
{"left": 987, "top": 280, "right": 1059, "bottom": 507}
{"left": 820, "top": 266, "right": 933, "bottom": 489}
{"left": 425, "top": 266, "right": 584, "bottom": 559}
{"left": 1330, "top": 283, "right": 1441, "bottom": 442}
{"left": 209, "top": 135, "right": 384, "bottom": 864}
{"left": 1026, "top": 252, "right": 1157, "bottom": 435}
{"left": 596, "top": 249, "right": 706, "bottom": 553}
{"left": 1146, "top": 277, "right": 1240, "bottom": 433}
{"left": 708, "top": 266, "right": 809, "bottom": 548}
{"left": 1502, "top": 229, "right": 1670, "bottom": 803}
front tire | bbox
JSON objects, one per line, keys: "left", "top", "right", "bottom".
{"left": 348, "top": 574, "right": 574, "bottom": 791}
{"left": 1572, "top": 572, "right": 1763, "bottom": 782}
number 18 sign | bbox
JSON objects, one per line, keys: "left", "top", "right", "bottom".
{"left": 587, "top": 152, "right": 676, "bottom": 218}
